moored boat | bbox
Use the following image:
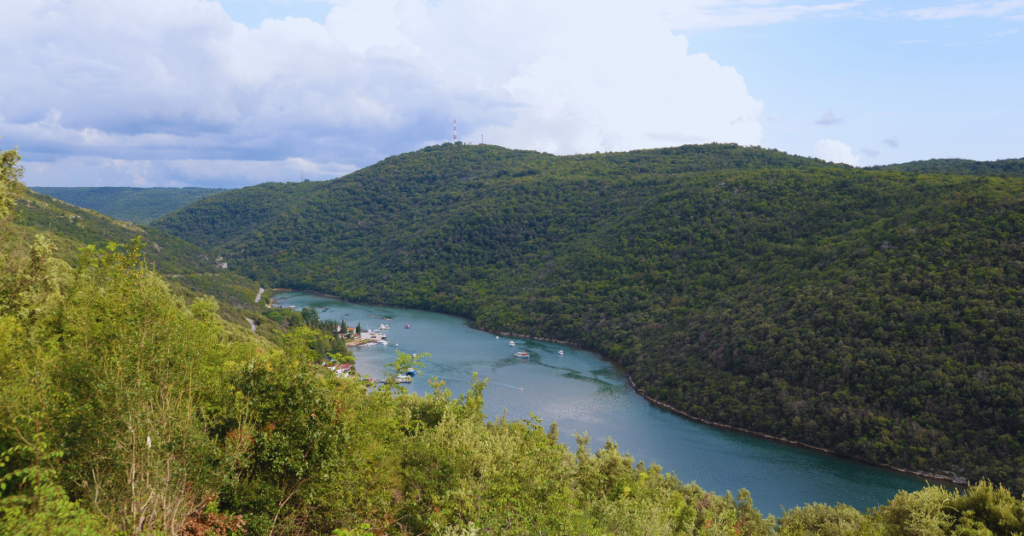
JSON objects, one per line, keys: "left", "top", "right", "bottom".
{"left": 514, "top": 351, "right": 529, "bottom": 358}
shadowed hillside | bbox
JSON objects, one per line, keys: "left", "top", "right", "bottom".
{"left": 32, "top": 186, "right": 228, "bottom": 224}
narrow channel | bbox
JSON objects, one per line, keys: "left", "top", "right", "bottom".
{"left": 275, "top": 291, "right": 934, "bottom": 513}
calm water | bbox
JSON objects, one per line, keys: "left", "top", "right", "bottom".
{"left": 275, "top": 291, "right": 935, "bottom": 513}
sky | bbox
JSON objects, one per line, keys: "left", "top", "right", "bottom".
{"left": 1, "top": 0, "right": 1021, "bottom": 188}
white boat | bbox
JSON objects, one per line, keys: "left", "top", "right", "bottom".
{"left": 514, "top": 351, "right": 529, "bottom": 358}
{"left": 559, "top": 350, "right": 564, "bottom": 355}
{"left": 396, "top": 375, "right": 413, "bottom": 383}
{"left": 509, "top": 341, "right": 515, "bottom": 347}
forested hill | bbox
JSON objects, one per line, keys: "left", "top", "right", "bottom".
{"left": 869, "top": 157, "right": 1024, "bottom": 176}
{"left": 31, "top": 186, "right": 228, "bottom": 224}
{"left": 155, "top": 142, "right": 1024, "bottom": 491}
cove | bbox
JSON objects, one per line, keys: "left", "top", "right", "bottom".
{"left": 274, "top": 291, "right": 934, "bottom": 513}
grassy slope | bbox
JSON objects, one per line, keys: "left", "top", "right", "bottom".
{"left": 13, "top": 190, "right": 278, "bottom": 338}
{"left": 154, "top": 142, "right": 1024, "bottom": 491}
{"left": 31, "top": 186, "right": 228, "bottom": 224}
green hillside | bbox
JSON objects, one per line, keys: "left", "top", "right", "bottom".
{"left": 12, "top": 190, "right": 274, "bottom": 336}
{"left": 156, "top": 142, "right": 1024, "bottom": 492}
{"left": 869, "top": 157, "right": 1024, "bottom": 176}
{"left": 31, "top": 186, "right": 228, "bottom": 224}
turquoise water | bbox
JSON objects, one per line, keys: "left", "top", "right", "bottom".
{"left": 275, "top": 291, "right": 936, "bottom": 513}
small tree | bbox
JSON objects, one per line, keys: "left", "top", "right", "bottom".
{"left": 301, "top": 307, "right": 320, "bottom": 326}
{"left": 0, "top": 140, "right": 25, "bottom": 221}
{"left": 355, "top": 322, "right": 361, "bottom": 335}
{"left": 383, "top": 351, "right": 427, "bottom": 394}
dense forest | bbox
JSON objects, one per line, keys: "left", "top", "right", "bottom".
{"left": 869, "top": 157, "right": 1024, "bottom": 176}
{"left": 31, "top": 186, "right": 228, "bottom": 224}
{"left": 156, "top": 142, "right": 1024, "bottom": 493}
{"left": 6, "top": 144, "right": 1024, "bottom": 536}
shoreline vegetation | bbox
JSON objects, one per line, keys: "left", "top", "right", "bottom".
{"left": 276, "top": 286, "right": 968, "bottom": 488}
{"left": 622, "top": 375, "right": 968, "bottom": 487}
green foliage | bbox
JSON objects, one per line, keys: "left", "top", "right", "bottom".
{"left": 332, "top": 524, "right": 373, "bottom": 536}
{"left": 0, "top": 142, "right": 24, "bottom": 222}
{"left": 31, "top": 187, "right": 229, "bottom": 224}
{"left": 155, "top": 142, "right": 1024, "bottom": 492}
{"left": 2, "top": 240, "right": 247, "bottom": 534}
{"left": 261, "top": 306, "right": 352, "bottom": 358}
{"left": 869, "top": 157, "right": 1024, "bottom": 177}
{"left": 0, "top": 443, "right": 109, "bottom": 536}
{"left": 222, "top": 343, "right": 348, "bottom": 533}
{"left": 384, "top": 351, "right": 426, "bottom": 391}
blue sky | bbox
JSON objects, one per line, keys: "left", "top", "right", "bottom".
{"left": 1, "top": 0, "right": 1021, "bottom": 187}
{"left": 686, "top": 4, "right": 1024, "bottom": 165}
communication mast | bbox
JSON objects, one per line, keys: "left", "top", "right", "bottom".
{"left": 453, "top": 119, "right": 457, "bottom": 142}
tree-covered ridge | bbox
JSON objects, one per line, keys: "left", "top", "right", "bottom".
{"left": 17, "top": 190, "right": 223, "bottom": 275}
{"left": 869, "top": 157, "right": 1024, "bottom": 176}
{"left": 153, "top": 143, "right": 834, "bottom": 248}
{"left": 156, "top": 142, "right": 1024, "bottom": 492}
{"left": 31, "top": 186, "right": 229, "bottom": 224}
{"left": 5, "top": 143, "right": 1024, "bottom": 535}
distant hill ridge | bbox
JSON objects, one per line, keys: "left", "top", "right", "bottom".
{"left": 153, "top": 142, "right": 1024, "bottom": 491}
{"left": 869, "top": 157, "right": 1024, "bottom": 176}
{"left": 14, "top": 190, "right": 272, "bottom": 335}
{"left": 31, "top": 186, "right": 229, "bottom": 224}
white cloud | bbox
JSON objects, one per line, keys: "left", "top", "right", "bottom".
{"left": 0, "top": 0, "right": 767, "bottom": 186}
{"left": 660, "top": 0, "right": 864, "bottom": 32}
{"left": 815, "top": 138, "right": 860, "bottom": 165}
{"left": 24, "top": 156, "right": 355, "bottom": 188}
{"left": 904, "top": 0, "right": 1024, "bottom": 20}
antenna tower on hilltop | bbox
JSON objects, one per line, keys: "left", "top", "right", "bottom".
{"left": 453, "top": 119, "right": 457, "bottom": 142}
